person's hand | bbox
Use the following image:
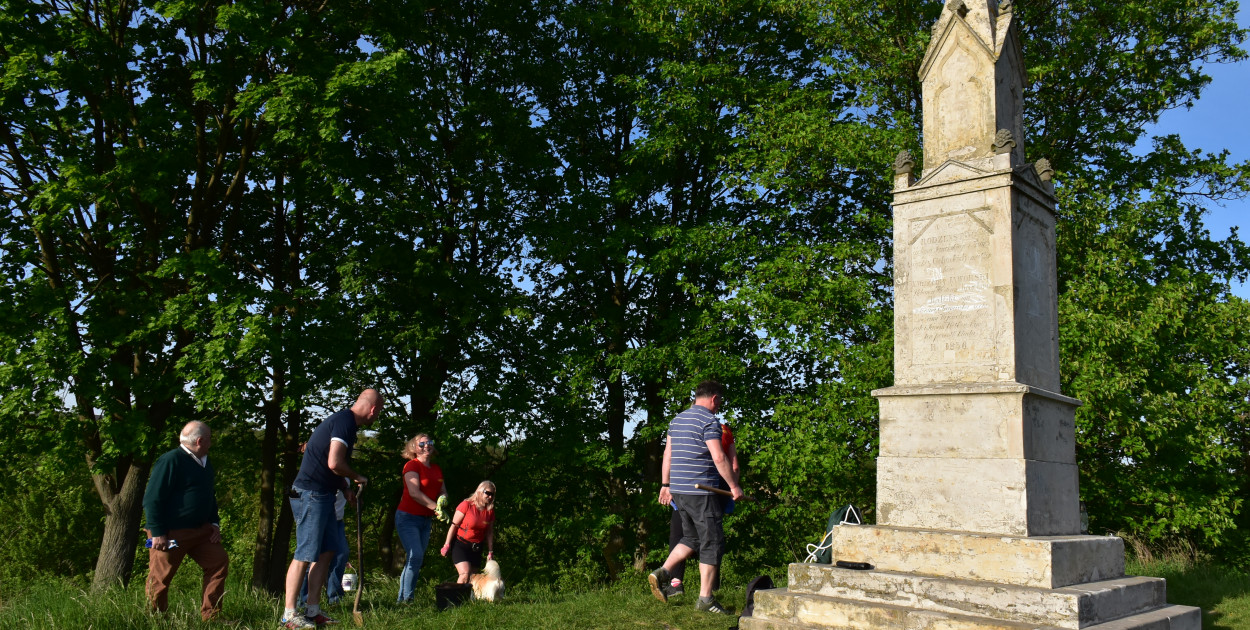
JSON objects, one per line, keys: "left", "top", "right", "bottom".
{"left": 345, "top": 488, "right": 357, "bottom": 505}
{"left": 152, "top": 535, "right": 171, "bottom": 551}
{"left": 487, "top": 551, "right": 494, "bottom": 561}
{"left": 730, "top": 484, "right": 745, "bottom": 501}
{"left": 658, "top": 486, "right": 672, "bottom": 506}
{"left": 209, "top": 525, "right": 222, "bottom": 544}
{"left": 440, "top": 544, "right": 450, "bottom": 557}
{"left": 355, "top": 476, "right": 368, "bottom": 492}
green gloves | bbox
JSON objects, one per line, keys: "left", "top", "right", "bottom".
{"left": 435, "top": 494, "right": 450, "bottom": 522}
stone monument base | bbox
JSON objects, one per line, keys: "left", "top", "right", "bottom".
{"left": 740, "top": 526, "right": 1200, "bottom": 630}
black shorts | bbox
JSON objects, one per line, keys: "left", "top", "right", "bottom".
{"left": 672, "top": 494, "right": 725, "bottom": 566}
{"left": 450, "top": 536, "right": 483, "bottom": 569}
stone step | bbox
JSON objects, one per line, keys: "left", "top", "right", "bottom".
{"left": 828, "top": 525, "right": 1125, "bottom": 588}
{"left": 742, "top": 588, "right": 1067, "bottom": 630}
{"left": 740, "top": 588, "right": 1201, "bottom": 630}
{"left": 786, "top": 563, "right": 1167, "bottom": 628}
{"left": 1082, "top": 605, "right": 1201, "bottom": 630}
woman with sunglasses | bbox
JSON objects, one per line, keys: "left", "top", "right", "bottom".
{"left": 395, "top": 433, "right": 447, "bottom": 603}
{"left": 440, "top": 481, "right": 496, "bottom": 583}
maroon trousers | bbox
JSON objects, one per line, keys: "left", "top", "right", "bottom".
{"left": 145, "top": 523, "right": 229, "bottom": 621}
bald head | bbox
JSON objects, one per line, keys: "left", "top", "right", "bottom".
{"left": 179, "top": 421, "right": 212, "bottom": 457}
{"left": 351, "top": 388, "right": 385, "bottom": 426}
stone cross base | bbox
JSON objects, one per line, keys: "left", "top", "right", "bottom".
{"left": 740, "top": 526, "right": 1200, "bottom": 630}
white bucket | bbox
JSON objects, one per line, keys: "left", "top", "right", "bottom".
{"left": 341, "top": 573, "right": 356, "bottom": 592}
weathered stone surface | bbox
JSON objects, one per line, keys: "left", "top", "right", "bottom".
{"left": 919, "top": 0, "right": 1026, "bottom": 169}
{"left": 785, "top": 564, "right": 1167, "bottom": 629}
{"left": 740, "top": 592, "right": 1201, "bottom": 630}
{"left": 746, "top": 588, "right": 1066, "bottom": 630}
{"left": 877, "top": 385, "right": 1077, "bottom": 462}
{"left": 891, "top": 176, "right": 1062, "bottom": 392}
{"left": 828, "top": 526, "right": 1124, "bottom": 589}
{"left": 876, "top": 457, "right": 1079, "bottom": 536}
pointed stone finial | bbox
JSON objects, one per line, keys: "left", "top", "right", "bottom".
{"left": 993, "top": 129, "right": 1016, "bottom": 154}
{"left": 919, "top": 0, "right": 1026, "bottom": 171}
{"left": 1034, "top": 158, "right": 1054, "bottom": 182}
{"left": 999, "top": 0, "right": 1013, "bottom": 13}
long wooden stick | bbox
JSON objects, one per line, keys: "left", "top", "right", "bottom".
{"left": 353, "top": 493, "right": 364, "bottom": 627}
{"left": 694, "top": 483, "right": 755, "bottom": 501}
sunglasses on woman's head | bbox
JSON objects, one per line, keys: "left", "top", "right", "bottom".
{"left": 418, "top": 441, "right": 435, "bottom": 448}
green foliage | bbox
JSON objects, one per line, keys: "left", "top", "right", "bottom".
{"left": 2, "top": 0, "right": 1249, "bottom": 595}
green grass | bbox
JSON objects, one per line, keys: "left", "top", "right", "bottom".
{"left": 0, "top": 569, "right": 745, "bottom": 630}
{"left": 1129, "top": 558, "right": 1250, "bottom": 630}
{"left": 1, "top": 559, "right": 1248, "bottom": 629}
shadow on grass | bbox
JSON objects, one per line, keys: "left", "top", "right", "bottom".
{"left": 1132, "top": 560, "right": 1250, "bottom": 630}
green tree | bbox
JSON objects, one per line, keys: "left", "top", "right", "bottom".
{"left": 1018, "top": 0, "right": 1250, "bottom": 551}
{"left": 0, "top": 0, "right": 275, "bottom": 589}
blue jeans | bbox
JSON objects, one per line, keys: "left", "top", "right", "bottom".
{"left": 395, "top": 511, "right": 433, "bottom": 602}
{"left": 299, "top": 519, "right": 348, "bottom": 606}
{"left": 290, "top": 486, "right": 341, "bottom": 562}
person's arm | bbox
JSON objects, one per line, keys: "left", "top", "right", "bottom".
{"left": 485, "top": 521, "right": 495, "bottom": 560}
{"left": 726, "top": 441, "right": 740, "bottom": 476}
{"left": 328, "top": 440, "right": 367, "bottom": 490}
{"left": 658, "top": 439, "right": 673, "bottom": 506}
{"left": 441, "top": 510, "right": 465, "bottom": 556}
{"left": 404, "top": 471, "right": 438, "bottom": 510}
{"left": 143, "top": 456, "right": 173, "bottom": 549}
{"left": 707, "top": 438, "right": 743, "bottom": 499}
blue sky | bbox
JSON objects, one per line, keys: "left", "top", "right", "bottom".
{"left": 1143, "top": 7, "right": 1249, "bottom": 298}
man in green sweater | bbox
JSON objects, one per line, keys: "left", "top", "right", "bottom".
{"left": 142, "top": 421, "right": 230, "bottom": 622}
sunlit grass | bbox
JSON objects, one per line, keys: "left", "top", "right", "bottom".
{"left": 2, "top": 558, "right": 1248, "bottom": 629}
{"left": 0, "top": 569, "right": 746, "bottom": 629}
{"left": 1129, "top": 557, "right": 1250, "bottom": 630}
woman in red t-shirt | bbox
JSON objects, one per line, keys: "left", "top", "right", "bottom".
{"left": 395, "top": 433, "right": 447, "bottom": 602}
{"left": 439, "top": 480, "right": 496, "bottom": 583}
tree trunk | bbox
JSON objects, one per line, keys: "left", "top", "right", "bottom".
{"left": 265, "top": 407, "right": 302, "bottom": 594}
{"left": 379, "top": 488, "right": 402, "bottom": 574}
{"left": 633, "top": 377, "right": 669, "bottom": 571}
{"left": 89, "top": 461, "right": 150, "bottom": 592}
{"left": 251, "top": 383, "right": 284, "bottom": 591}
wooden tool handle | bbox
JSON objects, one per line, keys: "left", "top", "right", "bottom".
{"left": 694, "top": 483, "right": 754, "bottom": 501}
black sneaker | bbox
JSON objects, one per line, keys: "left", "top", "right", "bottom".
{"left": 696, "top": 597, "right": 731, "bottom": 614}
{"left": 647, "top": 567, "right": 673, "bottom": 602}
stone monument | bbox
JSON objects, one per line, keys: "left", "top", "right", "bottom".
{"left": 740, "top": 0, "right": 1201, "bottom": 628}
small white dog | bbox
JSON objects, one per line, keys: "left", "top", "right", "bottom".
{"left": 470, "top": 559, "right": 505, "bottom": 602}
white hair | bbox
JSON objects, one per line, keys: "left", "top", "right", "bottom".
{"left": 179, "top": 421, "right": 210, "bottom": 446}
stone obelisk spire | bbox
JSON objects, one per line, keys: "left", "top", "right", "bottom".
{"left": 742, "top": 1, "right": 1202, "bottom": 627}
{"left": 879, "top": 0, "right": 1076, "bottom": 537}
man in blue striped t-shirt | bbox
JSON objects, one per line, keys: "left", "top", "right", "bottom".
{"left": 648, "top": 380, "right": 744, "bottom": 615}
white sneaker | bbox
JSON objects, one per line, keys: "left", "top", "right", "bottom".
{"left": 281, "top": 613, "right": 316, "bottom": 629}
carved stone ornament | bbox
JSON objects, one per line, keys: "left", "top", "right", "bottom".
{"left": 1034, "top": 158, "right": 1054, "bottom": 182}
{"left": 993, "top": 129, "right": 1016, "bottom": 154}
{"left": 894, "top": 150, "right": 916, "bottom": 175}
{"left": 999, "top": 0, "right": 1013, "bottom": 13}
{"left": 948, "top": 0, "right": 970, "bottom": 19}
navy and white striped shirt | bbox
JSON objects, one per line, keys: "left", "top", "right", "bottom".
{"left": 667, "top": 404, "right": 723, "bottom": 495}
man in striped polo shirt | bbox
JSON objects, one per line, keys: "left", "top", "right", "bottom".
{"left": 648, "top": 380, "right": 744, "bottom": 614}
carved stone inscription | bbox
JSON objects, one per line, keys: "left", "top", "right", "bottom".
{"left": 908, "top": 209, "right": 995, "bottom": 366}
